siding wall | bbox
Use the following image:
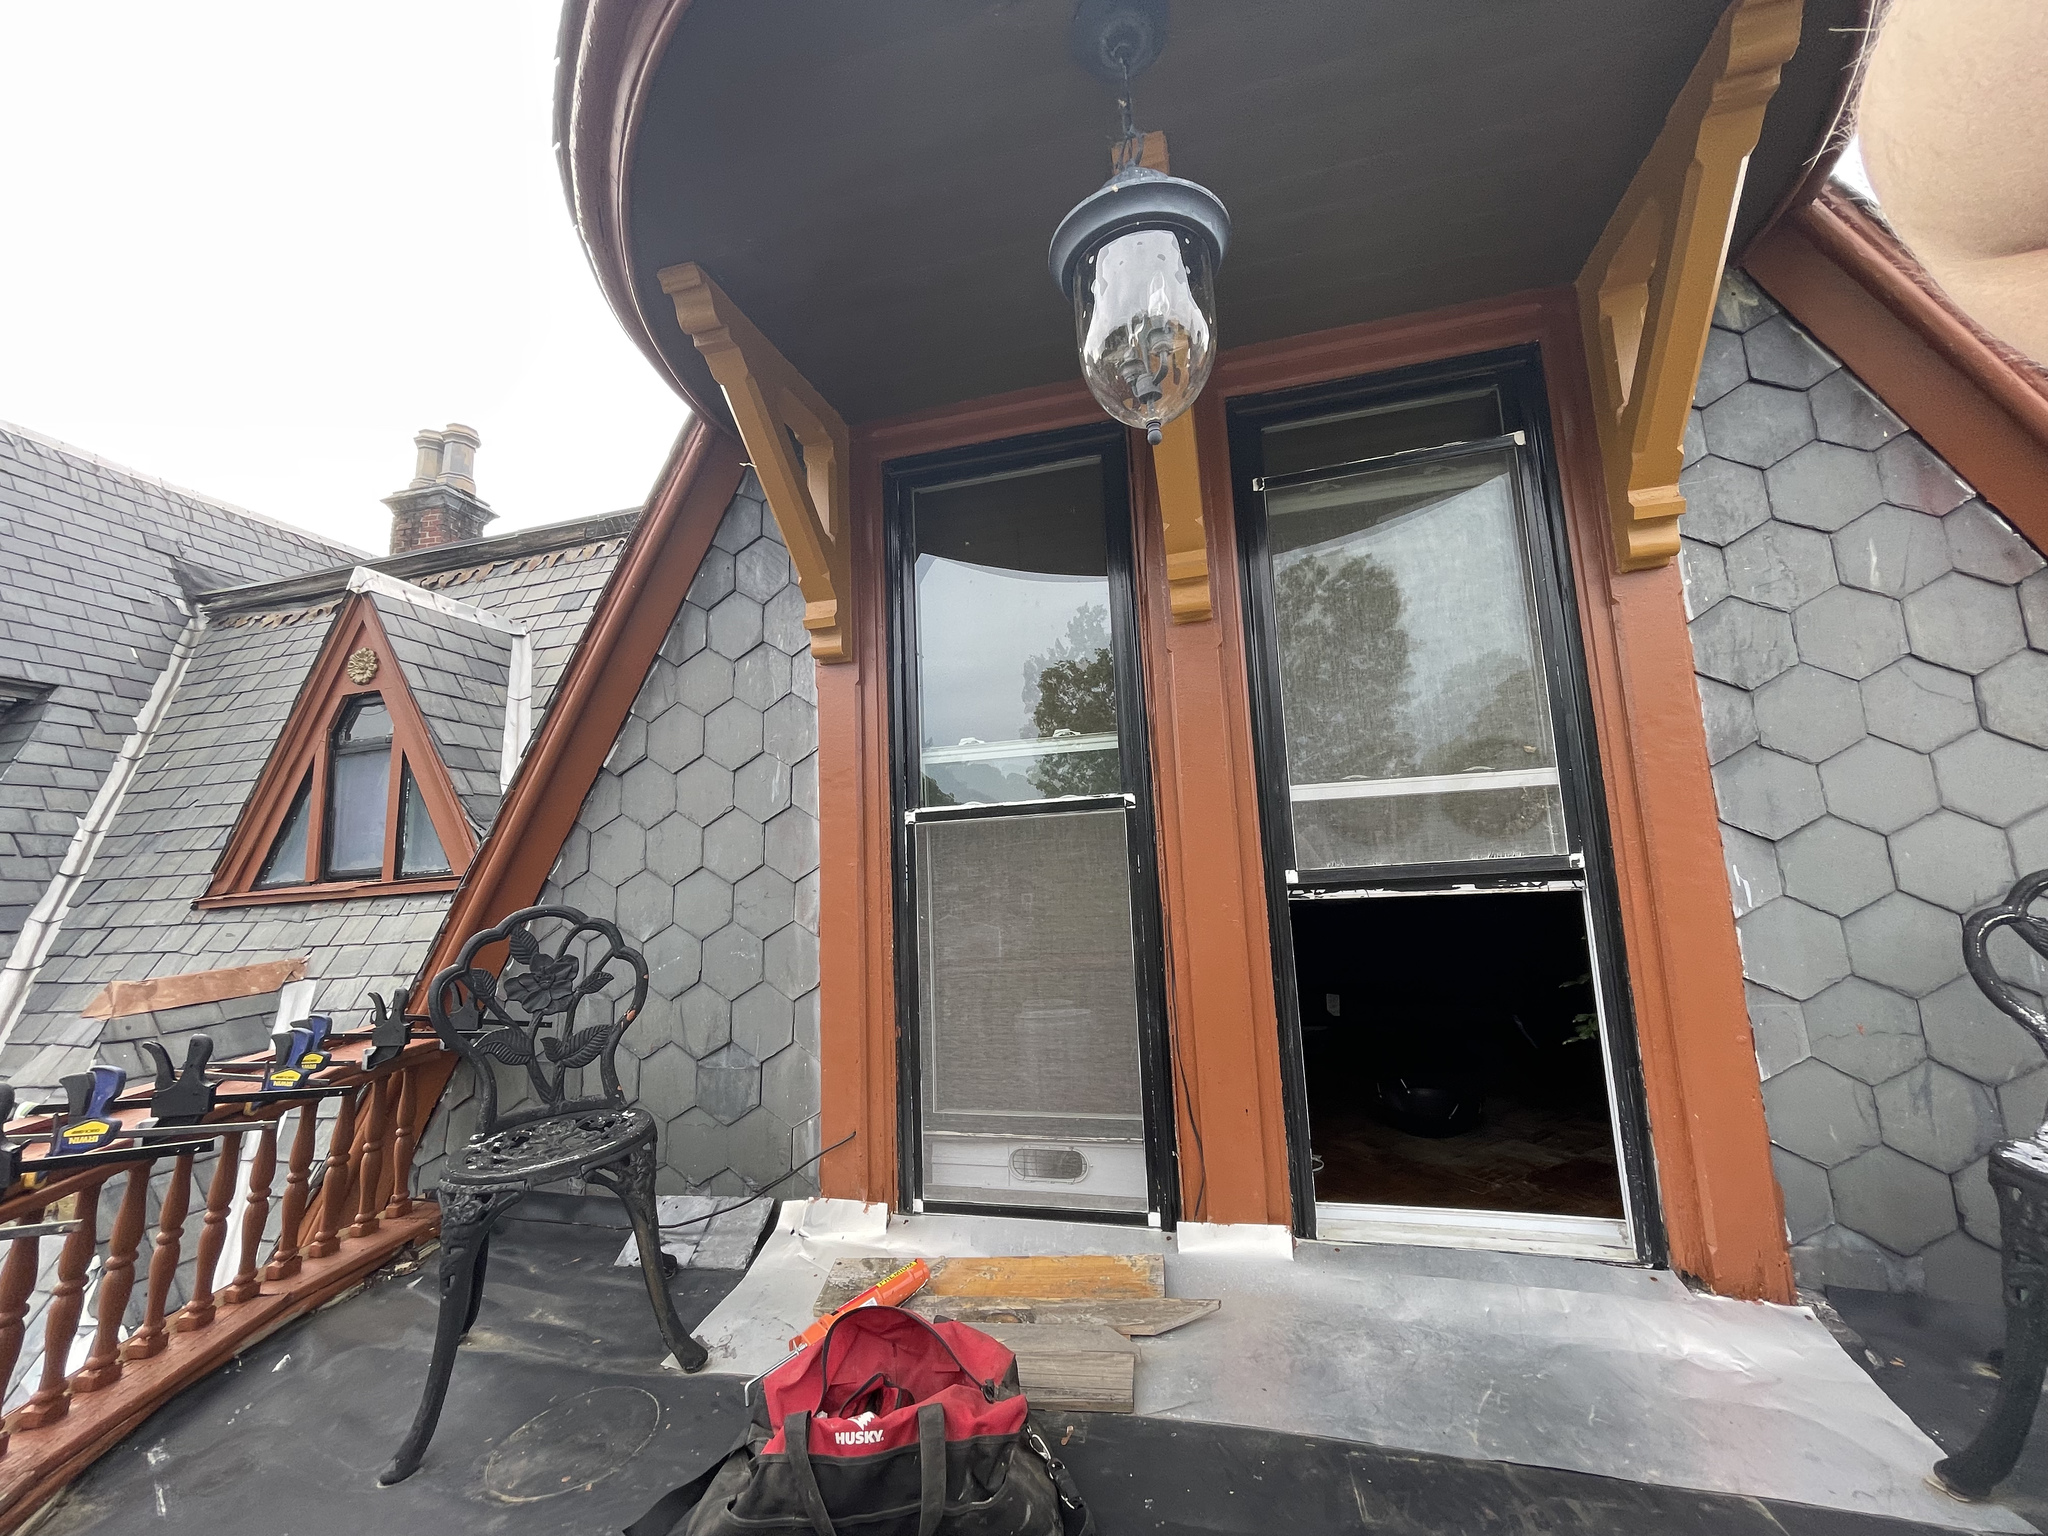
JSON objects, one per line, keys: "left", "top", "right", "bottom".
{"left": 1685, "top": 272, "right": 2048, "bottom": 1302}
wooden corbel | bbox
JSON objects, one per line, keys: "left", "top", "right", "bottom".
{"left": 1119, "top": 132, "right": 1213, "bottom": 623}
{"left": 657, "top": 263, "right": 852, "bottom": 662}
{"left": 1575, "top": 0, "right": 1802, "bottom": 571}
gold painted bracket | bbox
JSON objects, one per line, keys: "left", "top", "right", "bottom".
{"left": 658, "top": 262, "right": 852, "bottom": 661}
{"left": 1576, "top": 0, "right": 1802, "bottom": 571}
{"left": 1118, "top": 132, "right": 1213, "bottom": 624}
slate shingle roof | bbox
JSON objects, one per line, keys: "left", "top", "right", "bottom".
{"left": 372, "top": 597, "right": 513, "bottom": 830}
{"left": 0, "top": 422, "right": 362, "bottom": 948}
{"left": 0, "top": 511, "right": 636, "bottom": 1095}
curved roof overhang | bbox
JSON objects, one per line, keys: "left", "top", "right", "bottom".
{"left": 559, "top": 0, "right": 1867, "bottom": 435}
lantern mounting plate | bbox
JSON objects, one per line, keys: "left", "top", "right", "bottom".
{"left": 1069, "top": 0, "right": 1168, "bottom": 83}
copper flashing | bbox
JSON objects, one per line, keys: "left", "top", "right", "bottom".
{"left": 79, "top": 958, "right": 309, "bottom": 1021}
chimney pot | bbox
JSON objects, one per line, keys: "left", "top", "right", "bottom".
{"left": 385, "top": 423, "right": 493, "bottom": 554}
{"left": 408, "top": 429, "right": 445, "bottom": 488}
{"left": 438, "top": 423, "right": 481, "bottom": 494}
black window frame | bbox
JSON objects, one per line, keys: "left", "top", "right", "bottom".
{"left": 1228, "top": 344, "right": 1664, "bottom": 1262}
{"left": 884, "top": 421, "right": 1180, "bottom": 1227}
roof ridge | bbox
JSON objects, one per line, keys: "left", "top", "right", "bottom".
{"left": 0, "top": 418, "right": 369, "bottom": 562}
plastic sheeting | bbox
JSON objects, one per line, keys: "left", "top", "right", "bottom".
{"left": 692, "top": 1201, "right": 2027, "bottom": 1532}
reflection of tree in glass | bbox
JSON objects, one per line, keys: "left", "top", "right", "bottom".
{"left": 1023, "top": 603, "right": 1120, "bottom": 797}
{"left": 1274, "top": 550, "right": 1414, "bottom": 781}
{"left": 1429, "top": 651, "right": 1551, "bottom": 838}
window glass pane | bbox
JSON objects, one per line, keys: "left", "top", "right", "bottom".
{"left": 256, "top": 775, "right": 313, "bottom": 888}
{"left": 1264, "top": 447, "right": 1565, "bottom": 870}
{"left": 1260, "top": 389, "right": 1501, "bottom": 479}
{"left": 336, "top": 695, "right": 391, "bottom": 745}
{"left": 397, "top": 762, "right": 450, "bottom": 876}
{"left": 915, "top": 807, "right": 1147, "bottom": 1212}
{"left": 325, "top": 694, "right": 391, "bottom": 878}
{"left": 912, "top": 460, "right": 1120, "bottom": 807}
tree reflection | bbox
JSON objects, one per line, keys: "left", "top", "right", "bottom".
{"left": 1274, "top": 549, "right": 1414, "bottom": 781}
{"left": 1023, "top": 603, "right": 1119, "bottom": 797}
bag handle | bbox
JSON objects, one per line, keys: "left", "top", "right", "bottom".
{"left": 784, "top": 1404, "right": 947, "bottom": 1536}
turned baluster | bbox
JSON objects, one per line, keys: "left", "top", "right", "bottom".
{"left": 73, "top": 1166, "right": 150, "bottom": 1392}
{"left": 171, "top": 1134, "right": 242, "bottom": 1333}
{"left": 16, "top": 1178, "right": 107, "bottom": 1428}
{"left": 125, "top": 1151, "right": 193, "bottom": 1361}
{"left": 0, "top": 1219, "right": 47, "bottom": 1457}
{"left": 347, "top": 1077, "right": 390, "bottom": 1240}
{"left": 305, "top": 1089, "right": 360, "bottom": 1259}
{"left": 222, "top": 1117, "right": 279, "bottom": 1305}
{"left": 264, "top": 1100, "right": 319, "bottom": 1281}
{"left": 383, "top": 1067, "right": 417, "bottom": 1220}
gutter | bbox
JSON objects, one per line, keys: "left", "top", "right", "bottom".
{"left": 0, "top": 605, "right": 209, "bottom": 1047}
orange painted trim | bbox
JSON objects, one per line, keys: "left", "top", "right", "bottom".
{"left": 1743, "top": 190, "right": 2048, "bottom": 550}
{"left": 1129, "top": 385, "right": 1291, "bottom": 1226}
{"left": 415, "top": 419, "right": 745, "bottom": 992}
{"left": 204, "top": 597, "right": 479, "bottom": 901}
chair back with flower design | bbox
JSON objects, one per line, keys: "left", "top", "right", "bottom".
{"left": 1965, "top": 867, "right": 2048, "bottom": 1128}
{"left": 428, "top": 904, "right": 649, "bottom": 1135}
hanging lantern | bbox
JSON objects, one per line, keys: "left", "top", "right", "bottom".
{"left": 1050, "top": 1, "right": 1230, "bottom": 445}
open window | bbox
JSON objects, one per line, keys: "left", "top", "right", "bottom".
{"left": 204, "top": 597, "right": 475, "bottom": 906}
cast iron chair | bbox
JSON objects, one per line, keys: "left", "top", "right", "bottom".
{"left": 381, "top": 903, "right": 708, "bottom": 1485}
{"left": 1930, "top": 868, "right": 2048, "bottom": 1500}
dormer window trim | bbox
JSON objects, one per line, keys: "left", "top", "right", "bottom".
{"left": 200, "top": 596, "right": 478, "bottom": 908}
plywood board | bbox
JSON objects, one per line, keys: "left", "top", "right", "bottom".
{"left": 915, "top": 1297, "right": 1219, "bottom": 1337}
{"left": 813, "top": 1254, "right": 1164, "bottom": 1315}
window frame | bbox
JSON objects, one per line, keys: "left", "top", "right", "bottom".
{"left": 1228, "top": 344, "right": 1664, "bottom": 1262}
{"left": 203, "top": 596, "right": 476, "bottom": 907}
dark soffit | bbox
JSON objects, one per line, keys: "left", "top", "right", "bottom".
{"left": 622, "top": 0, "right": 1864, "bottom": 429}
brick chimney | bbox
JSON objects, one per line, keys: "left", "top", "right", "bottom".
{"left": 384, "top": 423, "right": 494, "bottom": 553}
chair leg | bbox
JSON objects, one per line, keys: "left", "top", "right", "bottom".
{"left": 598, "top": 1141, "right": 709, "bottom": 1372}
{"left": 381, "top": 1184, "right": 522, "bottom": 1486}
{"left": 1932, "top": 1179, "right": 2048, "bottom": 1499}
{"left": 462, "top": 1234, "right": 490, "bottom": 1336}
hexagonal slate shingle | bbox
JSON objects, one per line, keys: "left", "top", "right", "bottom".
{"left": 1742, "top": 315, "right": 1839, "bottom": 390}
{"left": 1921, "top": 972, "right": 2048, "bottom": 1086}
{"left": 704, "top": 699, "right": 765, "bottom": 770}
{"left": 1678, "top": 455, "right": 1772, "bottom": 546}
{"left": 1697, "top": 676, "right": 1760, "bottom": 763}
{"left": 1831, "top": 505, "right": 1950, "bottom": 598}
{"left": 1842, "top": 892, "right": 1965, "bottom": 999}
{"left": 1859, "top": 658, "right": 1977, "bottom": 753}
{"left": 1694, "top": 326, "right": 1748, "bottom": 407}
{"left": 696, "top": 1042, "right": 762, "bottom": 1126}
{"left": 1777, "top": 817, "right": 1892, "bottom": 917}
{"left": 1932, "top": 732, "right": 2048, "bottom": 824}
{"left": 1889, "top": 810, "right": 2014, "bottom": 914}
{"left": 1691, "top": 599, "right": 1797, "bottom": 690}
{"left": 1818, "top": 737, "right": 1940, "bottom": 834}
{"left": 1873, "top": 1061, "right": 2004, "bottom": 1174}
{"left": 1792, "top": 586, "right": 1909, "bottom": 681}
{"left": 1714, "top": 745, "right": 1824, "bottom": 840}
{"left": 1679, "top": 539, "right": 1730, "bottom": 620}
{"left": 1721, "top": 824, "right": 1782, "bottom": 918}
{"left": 1902, "top": 572, "right": 2028, "bottom": 675}
{"left": 1766, "top": 441, "right": 1886, "bottom": 533}
{"left": 1738, "top": 897, "right": 1850, "bottom": 999}
{"left": 1725, "top": 521, "right": 1837, "bottom": 612}
{"left": 1877, "top": 435, "right": 1974, "bottom": 516}
{"left": 1944, "top": 501, "right": 2044, "bottom": 585}
{"left": 1702, "top": 382, "right": 1815, "bottom": 469}
{"left": 1979, "top": 649, "right": 2048, "bottom": 749}
{"left": 1803, "top": 975, "right": 1924, "bottom": 1084}
{"left": 1760, "top": 1057, "right": 1880, "bottom": 1167}
{"left": 1752, "top": 667, "right": 1864, "bottom": 763}
{"left": 1809, "top": 370, "right": 1905, "bottom": 451}
{"left": 704, "top": 809, "right": 766, "bottom": 883}
{"left": 1830, "top": 1144, "right": 1959, "bottom": 1255}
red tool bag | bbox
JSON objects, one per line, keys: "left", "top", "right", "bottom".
{"left": 626, "top": 1306, "right": 1093, "bottom": 1536}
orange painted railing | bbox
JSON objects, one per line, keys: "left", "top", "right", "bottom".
{"left": 0, "top": 1040, "right": 453, "bottom": 1530}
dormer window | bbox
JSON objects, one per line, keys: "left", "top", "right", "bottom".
{"left": 207, "top": 596, "right": 474, "bottom": 907}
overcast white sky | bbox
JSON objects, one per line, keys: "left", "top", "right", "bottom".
{"left": 1, "top": 2, "right": 686, "bottom": 556}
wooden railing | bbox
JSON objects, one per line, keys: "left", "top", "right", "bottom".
{"left": 0, "top": 1041, "right": 452, "bottom": 1530}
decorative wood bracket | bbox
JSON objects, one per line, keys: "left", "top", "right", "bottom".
{"left": 657, "top": 263, "right": 853, "bottom": 662}
{"left": 1119, "top": 132, "right": 1213, "bottom": 624}
{"left": 1576, "top": 0, "right": 1802, "bottom": 571}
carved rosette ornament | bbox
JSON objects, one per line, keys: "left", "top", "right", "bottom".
{"left": 345, "top": 647, "right": 380, "bottom": 685}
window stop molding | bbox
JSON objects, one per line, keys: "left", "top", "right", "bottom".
{"left": 202, "top": 594, "right": 478, "bottom": 907}
{"left": 343, "top": 566, "right": 532, "bottom": 790}
{"left": 656, "top": 262, "right": 853, "bottom": 662}
{"left": 1575, "top": 0, "right": 1802, "bottom": 571}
